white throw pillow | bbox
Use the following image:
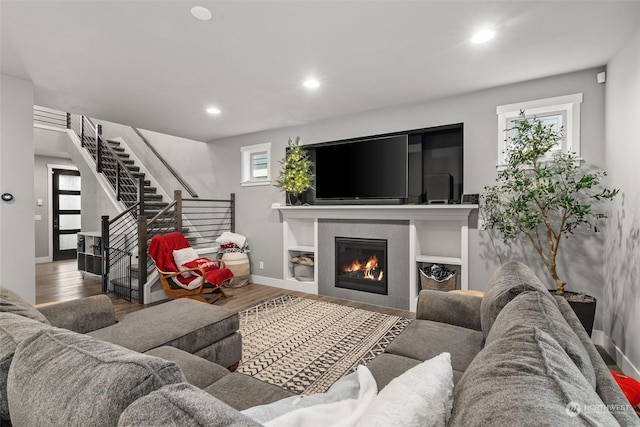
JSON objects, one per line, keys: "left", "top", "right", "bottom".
{"left": 356, "top": 352, "right": 454, "bottom": 427}
{"left": 172, "top": 247, "right": 199, "bottom": 278}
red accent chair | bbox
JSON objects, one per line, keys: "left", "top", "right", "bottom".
{"left": 149, "top": 232, "right": 233, "bottom": 304}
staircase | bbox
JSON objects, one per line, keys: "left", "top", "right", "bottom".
{"left": 80, "top": 135, "right": 169, "bottom": 218}
{"left": 61, "top": 112, "right": 235, "bottom": 304}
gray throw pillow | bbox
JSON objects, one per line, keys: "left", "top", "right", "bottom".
{"left": 480, "top": 261, "right": 556, "bottom": 339}
{"left": 0, "top": 312, "right": 51, "bottom": 423}
{"left": 7, "top": 327, "right": 186, "bottom": 427}
{"left": 486, "top": 291, "right": 597, "bottom": 389}
{"left": 118, "top": 382, "right": 262, "bottom": 427}
{"left": 0, "top": 287, "right": 50, "bottom": 325}
{"left": 449, "top": 325, "right": 619, "bottom": 426}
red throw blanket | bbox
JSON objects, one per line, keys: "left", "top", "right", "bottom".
{"left": 149, "top": 232, "right": 233, "bottom": 288}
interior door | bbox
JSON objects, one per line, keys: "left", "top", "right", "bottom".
{"left": 52, "top": 169, "right": 81, "bottom": 261}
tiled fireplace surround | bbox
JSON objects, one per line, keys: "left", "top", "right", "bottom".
{"left": 276, "top": 205, "right": 477, "bottom": 312}
{"left": 319, "top": 220, "right": 410, "bottom": 310}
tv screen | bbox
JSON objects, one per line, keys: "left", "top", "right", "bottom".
{"left": 314, "top": 135, "right": 408, "bottom": 200}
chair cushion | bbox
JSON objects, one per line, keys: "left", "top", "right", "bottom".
{"left": 118, "top": 382, "right": 262, "bottom": 427}
{"left": 0, "top": 287, "right": 50, "bottom": 325}
{"left": 0, "top": 312, "right": 51, "bottom": 423}
{"left": 88, "top": 298, "right": 239, "bottom": 355}
{"left": 480, "top": 260, "right": 557, "bottom": 339}
{"left": 7, "top": 327, "right": 185, "bottom": 427}
{"left": 173, "top": 247, "right": 200, "bottom": 277}
{"left": 384, "top": 319, "right": 484, "bottom": 373}
{"left": 449, "top": 325, "right": 619, "bottom": 426}
{"left": 486, "top": 291, "right": 596, "bottom": 389}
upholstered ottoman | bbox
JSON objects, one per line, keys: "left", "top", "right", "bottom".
{"left": 88, "top": 298, "right": 242, "bottom": 369}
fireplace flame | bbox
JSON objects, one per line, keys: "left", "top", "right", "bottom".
{"left": 343, "top": 254, "right": 384, "bottom": 281}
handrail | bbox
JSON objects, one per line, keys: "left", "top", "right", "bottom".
{"left": 131, "top": 127, "right": 199, "bottom": 198}
{"left": 80, "top": 116, "right": 146, "bottom": 216}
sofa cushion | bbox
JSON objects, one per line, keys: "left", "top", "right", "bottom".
{"left": 88, "top": 298, "right": 239, "bottom": 355}
{"left": 487, "top": 291, "right": 596, "bottom": 389}
{"left": 204, "top": 373, "right": 295, "bottom": 411}
{"left": 0, "top": 312, "right": 51, "bottom": 423}
{"left": 384, "top": 319, "right": 483, "bottom": 373}
{"left": 7, "top": 327, "right": 186, "bottom": 427}
{"left": 145, "top": 345, "right": 230, "bottom": 389}
{"left": 118, "top": 382, "right": 262, "bottom": 427}
{"left": 449, "top": 325, "right": 619, "bottom": 426}
{"left": 0, "top": 287, "right": 50, "bottom": 325}
{"left": 480, "top": 260, "right": 556, "bottom": 339}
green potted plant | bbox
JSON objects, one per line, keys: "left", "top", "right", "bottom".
{"left": 275, "top": 136, "right": 314, "bottom": 205}
{"left": 482, "top": 112, "right": 618, "bottom": 335}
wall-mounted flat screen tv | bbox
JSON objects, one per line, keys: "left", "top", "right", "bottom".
{"left": 314, "top": 135, "right": 408, "bottom": 200}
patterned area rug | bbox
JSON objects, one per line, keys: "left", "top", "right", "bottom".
{"left": 237, "top": 295, "right": 411, "bottom": 394}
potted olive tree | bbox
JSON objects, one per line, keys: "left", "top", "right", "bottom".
{"left": 482, "top": 112, "right": 618, "bottom": 335}
{"left": 275, "top": 136, "right": 314, "bottom": 205}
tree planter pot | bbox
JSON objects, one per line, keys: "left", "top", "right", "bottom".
{"left": 550, "top": 290, "right": 596, "bottom": 337}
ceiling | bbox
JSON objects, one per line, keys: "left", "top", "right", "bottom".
{"left": 2, "top": 1, "right": 640, "bottom": 143}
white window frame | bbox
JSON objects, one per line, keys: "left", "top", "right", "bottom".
{"left": 496, "top": 93, "right": 583, "bottom": 167}
{"left": 241, "top": 143, "right": 271, "bottom": 186}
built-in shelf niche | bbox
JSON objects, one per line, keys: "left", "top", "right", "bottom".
{"left": 275, "top": 204, "right": 477, "bottom": 312}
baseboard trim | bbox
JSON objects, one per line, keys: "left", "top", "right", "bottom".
{"left": 592, "top": 329, "right": 640, "bottom": 378}
{"left": 35, "top": 256, "right": 52, "bottom": 264}
{"left": 250, "top": 274, "right": 318, "bottom": 294}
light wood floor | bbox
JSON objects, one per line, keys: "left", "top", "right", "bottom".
{"left": 35, "top": 259, "right": 415, "bottom": 320}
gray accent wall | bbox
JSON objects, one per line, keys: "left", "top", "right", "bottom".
{"left": 318, "top": 220, "right": 410, "bottom": 310}
{"left": 207, "top": 67, "right": 609, "bottom": 321}
{"left": 604, "top": 25, "right": 640, "bottom": 374}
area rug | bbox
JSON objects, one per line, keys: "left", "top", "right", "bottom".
{"left": 237, "top": 295, "right": 411, "bottom": 394}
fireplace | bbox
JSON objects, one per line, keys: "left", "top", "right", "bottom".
{"left": 335, "top": 237, "right": 387, "bottom": 295}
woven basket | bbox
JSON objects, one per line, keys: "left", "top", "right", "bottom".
{"left": 419, "top": 269, "right": 456, "bottom": 291}
{"left": 222, "top": 252, "right": 250, "bottom": 288}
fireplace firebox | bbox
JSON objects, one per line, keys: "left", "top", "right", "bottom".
{"left": 335, "top": 237, "right": 387, "bottom": 295}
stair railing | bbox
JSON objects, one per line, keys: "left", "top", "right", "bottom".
{"left": 131, "top": 127, "right": 199, "bottom": 198}
{"left": 68, "top": 114, "right": 145, "bottom": 217}
{"left": 101, "top": 192, "right": 235, "bottom": 304}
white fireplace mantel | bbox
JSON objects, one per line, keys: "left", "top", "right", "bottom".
{"left": 275, "top": 204, "right": 476, "bottom": 221}
{"left": 274, "top": 203, "right": 478, "bottom": 312}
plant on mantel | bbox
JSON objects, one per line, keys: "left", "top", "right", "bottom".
{"left": 482, "top": 112, "right": 618, "bottom": 297}
{"left": 275, "top": 136, "right": 314, "bottom": 205}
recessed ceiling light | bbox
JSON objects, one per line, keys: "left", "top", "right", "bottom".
{"left": 206, "top": 107, "right": 221, "bottom": 115}
{"left": 191, "top": 6, "right": 212, "bottom": 21}
{"left": 471, "top": 29, "right": 496, "bottom": 44}
{"left": 303, "top": 78, "right": 320, "bottom": 89}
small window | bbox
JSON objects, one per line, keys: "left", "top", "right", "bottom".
{"left": 497, "top": 93, "right": 582, "bottom": 167}
{"left": 241, "top": 143, "right": 271, "bottom": 186}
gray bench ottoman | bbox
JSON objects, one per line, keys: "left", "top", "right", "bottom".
{"left": 88, "top": 298, "right": 242, "bottom": 369}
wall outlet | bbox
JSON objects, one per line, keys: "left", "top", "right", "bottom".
{"left": 259, "top": 261, "right": 264, "bottom": 269}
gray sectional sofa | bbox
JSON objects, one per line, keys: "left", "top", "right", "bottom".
{"left": 2, "top": 260, "right": 639, "bottom": 426}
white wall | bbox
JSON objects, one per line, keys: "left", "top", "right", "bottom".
{"left": 206, "top": 67, "right": 610, "bottom": 324}
{"left": 0, "top": 74, "right": 35, "bottom": 302}
{"left": 604, "top": 25, "right": 640, "bottom": 375}
{"left": 94, "top": 119, "right": 215, "bottom": 200}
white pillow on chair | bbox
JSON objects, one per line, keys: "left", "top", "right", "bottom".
{"left": 172, "top": 247, "right": 199, "bottom": 277}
